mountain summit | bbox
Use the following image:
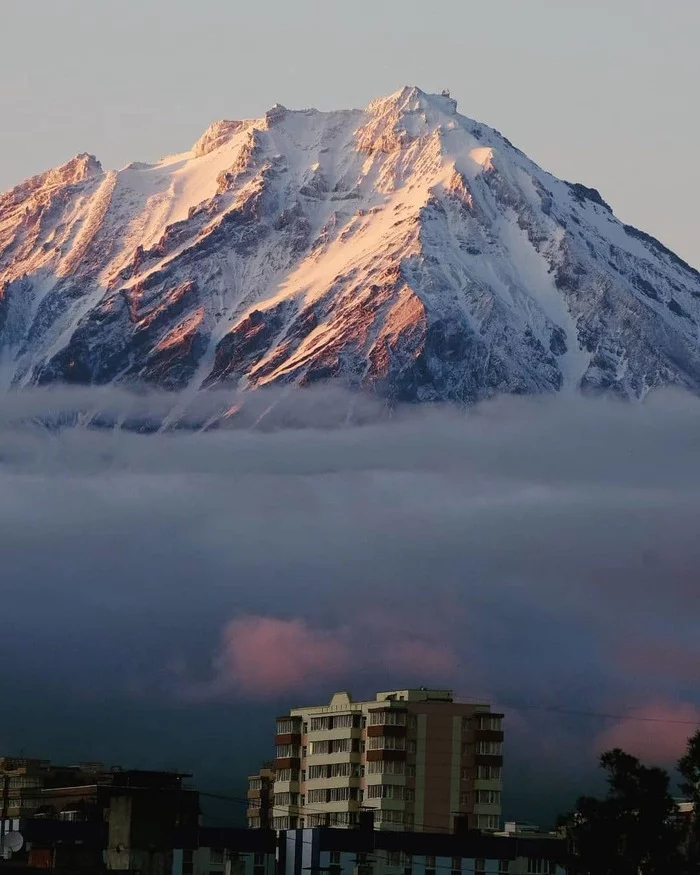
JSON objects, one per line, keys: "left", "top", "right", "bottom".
{"left": 2, "top": 86, "right": 699, "bottom": 402}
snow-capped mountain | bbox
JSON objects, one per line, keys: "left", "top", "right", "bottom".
{"left": 2, "top": 85, "right": 700, "bottom": 403}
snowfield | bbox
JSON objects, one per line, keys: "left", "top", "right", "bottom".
{"left": 1, "top": 86, "right": 700, "bottom": 403}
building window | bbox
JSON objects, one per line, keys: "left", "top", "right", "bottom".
{"left": 210, "top": 850, "right": 225, "bottom": 865}
{"left": 308, "top": 738, "right": 352, "bottom": 755}
{"left": 478, "top": 715, "right": 502, "bottom": 731}
{"left": 476, "top": 789, "right": 501, "bottom": 805}
{"left": 328, "top": 812, "right": 358, "bottom": 826}
{"left": 387, "top": 852, "right": 402, "bottom": 868}
{"left": 451, "top": 858, "right": 461, "bottom": 871}
{"left": 366, "top": 784, "right": 410, "bottom": 800}
{"left": 276, "top": 769, "right": 294, "bottom": 782}
{"left": 273, "top": 816, "right": 291, "bottom": 830}
{"left": 310, "top": 714, "right": 358, "bottom": 731}
{"left": 476, "top": 765, "right": 502, "bottom": 781}
{"left": 368, "top": 736, "right": 406, "bottom": 750}
{"left": 277, "top": 719, "right": 299, "bottom": 734}
{"left": 276, "top": 744, "right": 299, "bottom": 758}
{"left": 249, "top": 778, "right": 262, "bottom": 790}
{"left": 526, "top": 862, "right": 556, "bottom": 875}
{"left": 477, "top": 814, "right": 501, "bottom": 830}
{"left": 373, "top": 811, "right": 406, "bottom": 825}
{"left": 369, "top": 710, "right": 407, "bottom": 726}
{"left": 477, "top": 741, "right": 502, "bottom": 756}
{"left": 474, "top": 861, "right": 485, "bottom": 875}
{"left": 330, "top": 852, "right": 341, "bottom": 865}
{"left": 274, "top": 792, "right": 298, "bottom": 806}
{"left": 460, "top": 792, "right": 472, "bottom": 806}
{"left": 248, "top": 817, "right": 261, "bottom": 829}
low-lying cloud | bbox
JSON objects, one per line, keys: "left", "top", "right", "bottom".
{"left": 2, "top": 386, "right": 700, "bottom": 822}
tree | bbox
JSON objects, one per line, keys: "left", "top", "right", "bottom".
{"left": 560, "top": 748, "right": 683, "bottom": 875}
{"left": 677, "top": 729, "right": 700, "bottom": 869}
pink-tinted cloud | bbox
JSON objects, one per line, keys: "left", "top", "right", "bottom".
{"left": 213, "top": 615, "right": 351, "bottom": 698}
{"left": 595, "top": 701, "right": 700, "bottom": 763}
{"left": 614, "top": 639, "right": 700, "bottom": 684}
{"left": 179, "top": 608, "right": 462, "bottom": 701}
{"left": 357, "top": 606, "right": 460, "bottom": 681}
{"left": 383, "top": 638, "right": 458, "bottom": 678}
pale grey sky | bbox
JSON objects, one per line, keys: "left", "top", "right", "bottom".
{"left": 2, "top": 0, "right": 698, "bottom": 266}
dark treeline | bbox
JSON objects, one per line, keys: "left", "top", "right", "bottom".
{"left": 559, "top": 729, "right": 700, "bottom": 874}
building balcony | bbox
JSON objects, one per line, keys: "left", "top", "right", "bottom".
{"left": 363, "top": 772, "right": 406, "bottom": 786}
{"left": 307, "top": 727, "right": 361, "bottom": 742}
{"left": 366, "top": 725, "right": 407, "bottom": 738}
{"left": 272, "top": 780, "right": 300, "bottom": 794}
{"left": 276, "top": 732, "right": 302, "bottom": 746}
{"left": 363, "top": 798, "right": 407, "bottom": 812}
{"left": 473, "top": 803, "right": 501, "bottom": 816}
{"left": 305, "top": 751, "right": 361, "bottom": 765}
{"left": 473, "top": 778, "right": 502, "bottom": 791}
{"left": 365, "top": 750, "right": 406, "bottom": 763}
{"left": 304, "top": 775, "right": 360, "bottom": 790}
{"left": 303, "top": 799, "right": 361, "bottom": 813}
{"left": 274, "top": 757, "right": 301, "bottom": 771}
{"left": 473, "top": 729, "right": 504, "bottom": 743}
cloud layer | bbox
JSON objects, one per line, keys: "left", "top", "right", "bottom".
{"left": 2, "top": 386, "right": 700, "bottom": 821}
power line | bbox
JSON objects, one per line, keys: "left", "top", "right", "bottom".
{"left": 460, "top": 698, "right": 700, "bottom": 726}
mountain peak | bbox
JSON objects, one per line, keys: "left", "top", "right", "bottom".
{"left": 366, "top": 85, "right": 458, "bottom": 118}
{"left": 2, "top": 87, "right": 700, "bottom": 405}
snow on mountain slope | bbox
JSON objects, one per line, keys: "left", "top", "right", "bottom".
{"left": 2, "top": 85, "right": 700, "bottom": 403}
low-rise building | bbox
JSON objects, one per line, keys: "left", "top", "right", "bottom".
{"left": 247, "top": 764, "right": 275, "bottom": 830}
{"left": 279, "top": 825, "right": 568, "bottom": 875}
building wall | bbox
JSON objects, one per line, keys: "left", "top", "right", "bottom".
{"left": 173, "top": 846, "right": 276, "bottom": 875}
{"left": 281, "top": 829, "right": 565, "bottom": 875}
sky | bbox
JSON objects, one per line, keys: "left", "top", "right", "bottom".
{"left": 2, "top": 386, "right": 700, "bottom": 824}
{"left": 2, "top": 0, "right": 700, "bottom": 828}
{"left": 1, "top": 0, "right": 699, "bottom": 267}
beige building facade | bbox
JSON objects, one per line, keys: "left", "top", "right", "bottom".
{"left": 262, "top": 688, "right": 503, "bottom": 832}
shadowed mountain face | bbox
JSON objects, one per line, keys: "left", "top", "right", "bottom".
{"left": 2, "top": 86, "right": 700, "bottom": 403}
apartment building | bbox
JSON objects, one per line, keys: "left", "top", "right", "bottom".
{"left": 247, "top": 764, "right": 275, "bottom": 829}
{"left": 267, "top": 688, "right": 503, "bottom": 832}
